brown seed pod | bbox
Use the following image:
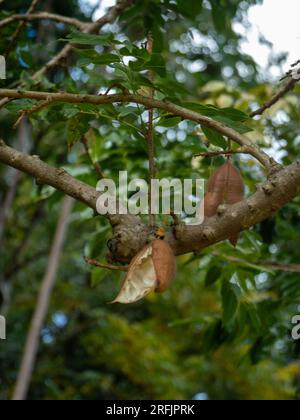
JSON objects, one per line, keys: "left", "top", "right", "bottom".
{"left": 204, "top": 161, "right": 245, "bottom": 246}
{"left": 152, "top": 239, "right": 177, "bottom": 292}
{"left": 204, "top": 191, "right": 224, "bottom": 218}
{"left": 111, "top": 239, "right": 177, "bottom": 304}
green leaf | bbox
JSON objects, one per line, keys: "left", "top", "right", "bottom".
{"left": 221, "top": 108, "right": 249, "bottom": 122}
{"left": 64, "top": 30, "right": 120, "bottom": 46}
{"left": 214, "top": 115, "right": 252, "bottom": 134}
{"left": 201, "top": 126, "right": 227, "bottom": 149}
{"left": 157, "top": 116, "right": 181, "bottom": 127}
{"left": 202, "top": 320, "right": 227, "bottom": 354}
{"left": 60, "top": 104, "right": 80, "bottom": 119}
{"left": 182, "top": 102, "right": 221, "bottom": 116}
{"left": 67, "top": 115, "right": 90, "bottom": 149}
{"left": 147, "top": 53, "right": 166, "bottom": 77}
{"left": 205, "top": 266, "right": 222, "bottom": 287}
{"left": 239, "top": 303, "right": 261, "bottom": 333}
{"left": 74, "top": 49, "right": 120, "bottom": 65}
{"left": 221, "top": 280, "right": 238, "bottom": 324}
{"left": 120, "top": 46, "right": 150, "bottom": 61}
{"left": 177, "top": 0, "right": 203, "bottom": 19}
{"left": 152, "top": 24, "right": 164, "bottom": 53}
{"left": 6, "top": 99, "right": 37, "bottom": 113}
{"left": 91, "top": 268, "right": 109, "bottom": 288}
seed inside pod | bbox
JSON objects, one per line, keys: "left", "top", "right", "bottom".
{"left": 111, "top": 239, "right": 177, "bottom": 304}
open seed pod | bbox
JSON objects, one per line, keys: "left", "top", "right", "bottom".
{"left": 111, "top": 239, "right": 177, "bottom": 304}
{"left": 204, "top": 161, "right": 245, "bottom": 246}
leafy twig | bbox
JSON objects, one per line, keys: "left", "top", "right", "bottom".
{"left": 250, "top": 78, "right": 297, "bottom": 118}
{"left": 0, "top": 88, "right": 279, "bottom": 172}
{"left": 0, "top": 0, "right": 135, "bottom": 109}
{"left": 4, "top": 0, "right": 40, "bottom": 60}
{"left": 13, "top": 98, "right": 54, "bottom": 129}
{"left": 81, "top": 133, "right": 105, "bottom": 179}
{"left": 84, "top": 256, "right": 128, "bottom": 272}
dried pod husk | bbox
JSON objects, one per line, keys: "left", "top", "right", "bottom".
{"left": 203, "top": 161, "right": 245, "bottom": 246}
{"left": 111, "top": 239, "right": 176, "bottom": 304}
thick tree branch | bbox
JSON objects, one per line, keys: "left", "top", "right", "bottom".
{"left": 0, "top": 139, "right": 138, "bottom": 228}
{"left": 1, "top": 140, "right": 300, "bottom": 261}
{"left": 0, "top": 88, "right": 278, "bottom": 172}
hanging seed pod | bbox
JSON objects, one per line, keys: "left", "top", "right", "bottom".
{"left": 204, "top": 161, "right": 245, "bottom": 246}
{"left": 111, "top": 239, "right": 177, "bottom": 304}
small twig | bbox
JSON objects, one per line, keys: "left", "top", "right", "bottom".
{"left": 195, "top": 145, "right": 259, "bottom": 159}
{"left": 0, "top": 12, "right": 86, "bottom": 31}
{"left": 212, "top": 252, "right": 300, "bottom": 274}
{"left": 146, "top": 32, "right": 156, "bottom": 227}
{"left": 250, "top": 78, "right": 297, "bottom": 118}
{"left": 195, "top": 149, "right": 243, "bottom": 158}
{"left": 4, "top": 0, "right": 40, "bottom": 60}
{"left": 13, "top": 98, "right": 53, "bottom": 129}
{"left": 169, "top": 211, "right": 180, "bottom": 226}
{"left": 81, "top": 133, "right": 105, "bottom": 179}
{"left": 84, "top": 256, "right": 128, "bottom": 272}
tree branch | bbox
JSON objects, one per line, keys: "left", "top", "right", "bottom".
{"left": 4, "top": 0, "right": 40, "bottom": 59}
{"left": 1, "top": 140, "right": 300, "bottom": 262}
{"left": 0, "top": 0, "right": 135, "bottom": 108}
{"left": 0, "top": 12, "right": 86, "bottom": 31}
{"left": 195, "top": 146, "right": 250, "bottom": 158}
{"left": 84, "top": 257, "right": 128, "bottom": 272}
{"left": 0, "top": 88, "right": 278, "bottom": 172}
{"left": 250, "top": 78, "right": 297, "bottom": 118}
{"left": 12, "top": 196, "right": 74, "bottom": 401}
{"left": 0, "top": 139, "right": 138, "bottom": 228}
